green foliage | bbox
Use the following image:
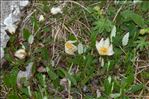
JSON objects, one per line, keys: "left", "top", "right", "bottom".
{"left": 93, "top": 17, "right": 113, "bottom": 34}
{"left": 135, "top": 37, "right": 149, "bottom": 50}
{"left": 121, "top": 10, "right": 145, "bottom": 27}
{"left": 23, "top": 28, "right": 31, "bottom": 40}
{"left": 46, "top": 67, "right": 58, "bottom": 80}
{"left": 3, "top": 68, "right": 18, "bottom": 87}
{"left": 128, "top": 84, "right": 144, "bottom": 93}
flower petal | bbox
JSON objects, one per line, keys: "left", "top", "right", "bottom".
{"left": 96, "top": 38, "right": 104, "bottom": 49}
{"left": 6, "top": 25, "right": 17, "bottom": 34}
{"left": 65, "top": 41, "right": 77, "bottom": 55}
{"left": 107, "top": 44, "right": 114, "bottom": 56}
{"left": 39, "top": 15, "right": 44, "bottom": 22}
{"left": 67, "top": 40, "right": 77, "bottom": 44}
{"left": 15, "top": 49, "right": 26, "bottom": 59}
{"left": 51, "top": 6, "right": 62, "bottom": 15}
{"left": 104, "top": 38, "right": 110, "bottom": 48}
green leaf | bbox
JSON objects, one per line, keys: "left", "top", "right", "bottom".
{"left": 23, "top": 29, "right": 31, "bottom": 40}
{"left": 132, "top": 14, "right": 145, "bottom": 27}
{"left": 141, "top": 1, "right": 149, "bottom": 12}
{"left": 122, "top": 10, "right": 145, "bottom": 27}
{"left": 110, "top": 93, "right": 121, "bottom": 98}
{"left": 41, "top": 48, "right": 49, "bottom": 60}
{"left": 135, "top": 37, "right": 149, "bottom": 50}
{"left": 31, "top": 15, "right": 39, "bottom": 32}
{"left": 78, "top": 43, "right": 84, "bottom": 54}
{"left": 3, "top": 68, "right": 18, "bottom": 87}
{"left": 103, "top": 78, "right": 112, "bottom": 95}
{"left": 93, "top": 17, "right": 113, "bottom": 34}
{"left": 8, "top": 92, "right": 19, "bottom": 99}
{"left": 60, "top": 68, "right": 77, "bottom": 85}
{"left": 128, "top": 84, "right": 144, "bottom": 93}
{"left": 34, "top": 91, "right": 42, "bottom": 99}
{"left": 122, "top": 32, "right": 129, "bottom": 46}
{"left": 141, "top": 71, "right": 149, "bottom": 79}
{"left": 28, "top": 34, "right": 34, "bottom": 44}
{"left": 21, "top": 87, "right": 30, "bottom": 97}
{"left": 46, "top": 67, "right": 58, "bottom": 80}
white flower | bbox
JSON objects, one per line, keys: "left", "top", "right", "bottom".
{"left": 96, "top": 38, "right": 114, "bottom": 56}
{"left": 65, "top": 41, "right": 77, "bottom": 55}
{"left": 122, "top": 32, "right": 129, "bottom": 46}
{"left": 6, "top": 25, "right": 17, "bottom": 34}
{"left": 15, "top": 49, "right": 27, "bottom": 59}
{"left": 51, "top": 6, "right": 62, "bottom": 15}
{"left": 39, "top": 15, "right": 44, "bottom": 22}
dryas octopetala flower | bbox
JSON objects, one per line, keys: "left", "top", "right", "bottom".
{"left": 51, "top": 6, "right": 62, "bottom": 15}
{"left": 14, "top": 49, "right": 27, "bottom": 59}
{"left": 39, "top": 15, "right": 44, "bottom": 22}
{"left": 65, "top": 40, "right": 77, "bottom": 55}
{"left": 6, "top": 25, "right": 18, "bottom": 34}
{"left": 96, "top": 38, "right": 114, "bottom": 56}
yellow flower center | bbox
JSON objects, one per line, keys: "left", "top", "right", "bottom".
{"left": 99, "top": 47, "right": 108, "bottom": 55}
{"left": 65, "top": 42, "right": 73, "bottom": 49}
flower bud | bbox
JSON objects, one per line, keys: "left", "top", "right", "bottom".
{"left": 51, "top": 7, "right": 62, "bottom": 15}
{"left": 15, "top": 49, "right": 27, "bottom": 59}
{"left": 39, "top": 15, "right": 44, "bottom": 22}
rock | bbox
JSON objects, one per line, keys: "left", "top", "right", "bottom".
{"left": 0, "top": 25, "right": 10, "bottom": 48}
{"left": 0, "top": 0, "right": 29, "bottom": 59}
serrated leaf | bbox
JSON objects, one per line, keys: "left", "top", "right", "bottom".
{"left": 28, "top": 34, "right": 34, "bottom": 44}
{"left": 78, "top": 43, "right": 84, "bottom": 54}
{"left": 122, "top": 32, "right": 129, "bottom": 46}
{"left": 93, "top": 18, "right": 113, "bottom": 33}
{"left": 110, "top": 25, "right": 116, "bottom": 42}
